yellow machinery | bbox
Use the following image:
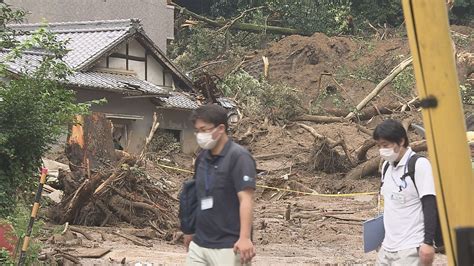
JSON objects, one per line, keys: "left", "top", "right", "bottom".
{"left": 402, "top": 0, "right": 474, "bottom": 265}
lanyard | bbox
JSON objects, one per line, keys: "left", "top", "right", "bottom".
{"left": 204, "top": 156, "right": 221, "bottom": 195}
{"left": 390, "top": 151, "right": 413, "bottom": 191}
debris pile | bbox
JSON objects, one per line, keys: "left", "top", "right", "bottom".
{"left": 48, "top": 113, "right": 178, "bottom": 232}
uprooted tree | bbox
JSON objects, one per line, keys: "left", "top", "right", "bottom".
{"left": 48, "top": 113, "right": 178, "bottom": 232}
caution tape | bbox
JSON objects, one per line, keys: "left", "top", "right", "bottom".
{"left": 157, "top": 163, "right": 194, "bottom": 174}
{"left": 157, "top": 163, "right": 378, "bottom": 198}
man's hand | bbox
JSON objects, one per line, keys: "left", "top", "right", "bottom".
{"left": 233, "top": 237, "right": 256, "bottom": 264}
{"left": 419, "top": 243, "right": 435, "bottom": 266}
{"left": 183, "top": 234, "right": 193, "bottom": 252}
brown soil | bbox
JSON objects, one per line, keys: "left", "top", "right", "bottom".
{"left": 39, "top": 25, "right": 473, "bottom": 264}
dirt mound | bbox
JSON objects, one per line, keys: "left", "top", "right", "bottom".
{"left": 242, "top": 32, "right": 411, "bottom": 111}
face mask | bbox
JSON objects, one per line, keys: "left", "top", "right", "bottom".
{"left": 196, "top": 128, "right": 220, "bottom": 150}
{"left": 379, "top": 147, "right": 400, "bottom": 162}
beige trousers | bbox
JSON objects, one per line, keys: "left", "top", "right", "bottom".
{"left": 186, "top": 241, "right": 249, "bottom": 266}
{"left": 376, "top": 247, "right": 420, "bottom": 266}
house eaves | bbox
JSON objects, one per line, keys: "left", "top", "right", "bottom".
{"left": 135, "top": 31, "right": 196, "bottom": 93}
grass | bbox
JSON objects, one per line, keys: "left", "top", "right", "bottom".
{"left": 392, "top": 65, "right": 415, "bottom": 97}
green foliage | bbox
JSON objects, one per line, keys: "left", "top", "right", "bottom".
{"left": 311, "top": 88, "right": 347, "bottom": 115}
{"left": 0, "top": 248, "right": 14, "bottom": 265}
{"left": 392, "top": 66, "right": 415, "bottom": 97}
{"left": 0, "top": 204, "right": 44, "bottom": 264}
{"left": 169, "top": 16, "right": 273, "bottom": 72}
{"left": 0, "top": 3, "right": 26, "bottom": 49}
{"left": 218, "top": 71, "right": 303, "bottom": 120}
{"left": 0, "top": 6, "right": 90, "bottom": 217}
{"left": 267, "top": 0, "right": 352, "bottom": 35}
{"left": 351, "top": 0, "right": 403, "bottom": 29}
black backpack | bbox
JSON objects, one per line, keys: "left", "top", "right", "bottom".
{"left": 381, "top": 154, "right": 445, "bottom": 252}
{"left": 178, "top": 152, "right": 204, "bottom": 235}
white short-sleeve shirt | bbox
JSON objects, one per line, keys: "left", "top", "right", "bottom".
{"left": 380, "top": 147, "right": 436, "bottom": 251}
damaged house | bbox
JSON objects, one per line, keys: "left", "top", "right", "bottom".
{"left": 3, "top": 19, "right": 200, "bottom": 154}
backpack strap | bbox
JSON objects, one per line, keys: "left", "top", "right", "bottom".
{"left": 380, "top": 161, "right": 390, "bottom": 191}
{"left": 193, "top": 150, "right": 206, "bottom": 179}
{"left": 401, "top": 153, "right": 423, "bottom": 194}
{"left": 382, "top": 162, "right": 390, "bottom": 182}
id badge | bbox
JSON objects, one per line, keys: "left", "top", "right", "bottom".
{"left": 201, "top": 196, "right": 214, "bottom": 210}
{"left": 390, "top": 192, "right": 406, "bottom": 204}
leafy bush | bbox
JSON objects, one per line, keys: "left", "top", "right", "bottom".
{"left": 0, "top": 5, "right": 90, "bottom": 217}
{"left": 392, "top": 66, "right": 415, "bottom": 97}
{"left": 267, "top": 0, "right": 352, "bottom": 35}
{"left": 0, "top": 204, "right": 45, "bottom": 265}
{"left": 169, "top": 18, "right": 273, "bottom": 73}
{"left": 218, "top": 71, "right": 303, "bottom": 120}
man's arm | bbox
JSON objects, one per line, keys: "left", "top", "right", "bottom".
{"left": 234, "top": 188, "right": 256, "bottom": 264}
{"left": 414, "top": 158, "right": 437, "bottom": 265}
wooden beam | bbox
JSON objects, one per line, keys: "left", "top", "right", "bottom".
{"left": 109, "top": 53, "right": 146, "bottom": 62}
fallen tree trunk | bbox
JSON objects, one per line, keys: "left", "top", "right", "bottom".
{"left": 346, "top": 57, "right": 413, "bottom": 120}
{"left": 346, "top": 140, "right": 427, "bottom": 179}
{"left": 355, "top": 139, "right": 377, "bottom": 162}
{"left": 297, "top": 123, "right": 338, "bottom": 146}
{"left": 174, "top": 4, "right": 306, "bottom": 36}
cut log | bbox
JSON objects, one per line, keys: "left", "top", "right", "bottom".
{"left": 345, "top": 156, "right": 381, "bottom": 180}
{"left": 355, "top": 139, "right": 377, "bottom": 162}
{"left": 346, "top": 140, "right": 428, "bottom": 179}
{"left": 346, "top": 57, "right": 413, "bottom": 120}
{"left": 355, "top": 124, "right": 373, "bottom": 136}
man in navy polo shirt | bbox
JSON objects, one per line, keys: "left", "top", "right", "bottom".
{"left": 184, "top": 104, "right": 256, "bottom": 265}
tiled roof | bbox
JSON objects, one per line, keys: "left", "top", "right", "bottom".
{"left": 0, "top": 50, "right": 167, "bottom": 95}
{"left": 159, "top": 92, "right": 199, "bottom": 110}
{"left": 3, "top": 19, "right": 197, "bottom": 105}
{"left": 68, "top": 72, "right": 169, "bottom": 95}
{"left": 9, "top": 19, "right": 138, "bottom": 70}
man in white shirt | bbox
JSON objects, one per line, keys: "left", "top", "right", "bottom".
{"left": 373, "top": 119, "right": 438, "bottom": 266}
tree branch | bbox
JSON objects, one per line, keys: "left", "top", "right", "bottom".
{"left": 173, "top": 4, "right": 305, "bottom": 36}
{"left": 346, "top": 57, "right": 413, "bottom": 120}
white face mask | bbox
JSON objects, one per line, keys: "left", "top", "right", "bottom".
{"left": 196, "top": 128, "right": 220, "bottom": 150}
{"left": 379, "top": 147, "right": 400, "bottom": 162}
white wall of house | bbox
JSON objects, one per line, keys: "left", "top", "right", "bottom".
{"left": 74, "top": 88, "right": 198, "bottom": 154}
{"left": 94, "top": 40, "right": 175, "bottom": 89}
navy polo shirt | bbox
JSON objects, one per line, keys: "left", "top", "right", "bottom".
{"left": 193, "top": 139, "right": 256, "bottom": 249}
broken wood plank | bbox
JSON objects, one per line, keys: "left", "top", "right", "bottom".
{"left": 113, "top": 231, "right": 153, "bottom": 247}
{"left": 69, "top": 226, "right": 94, "bottom": 241}
{"left": 72, "top": 248, "right": 111, "bottom": 258}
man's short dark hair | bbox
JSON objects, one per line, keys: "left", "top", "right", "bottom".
{"left": 373, "top": 119, "right": 409, "bottom": 147}
{"left": 190, "top": 104, "right": 228, "bottom": 130}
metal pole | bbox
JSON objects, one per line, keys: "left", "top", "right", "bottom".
{"left": 17, "top": 168, "right": 48, "bottom": 266}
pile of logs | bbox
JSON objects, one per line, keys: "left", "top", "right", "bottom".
{"left": 48, "top": 113, "right": 178, "bottom": 232}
